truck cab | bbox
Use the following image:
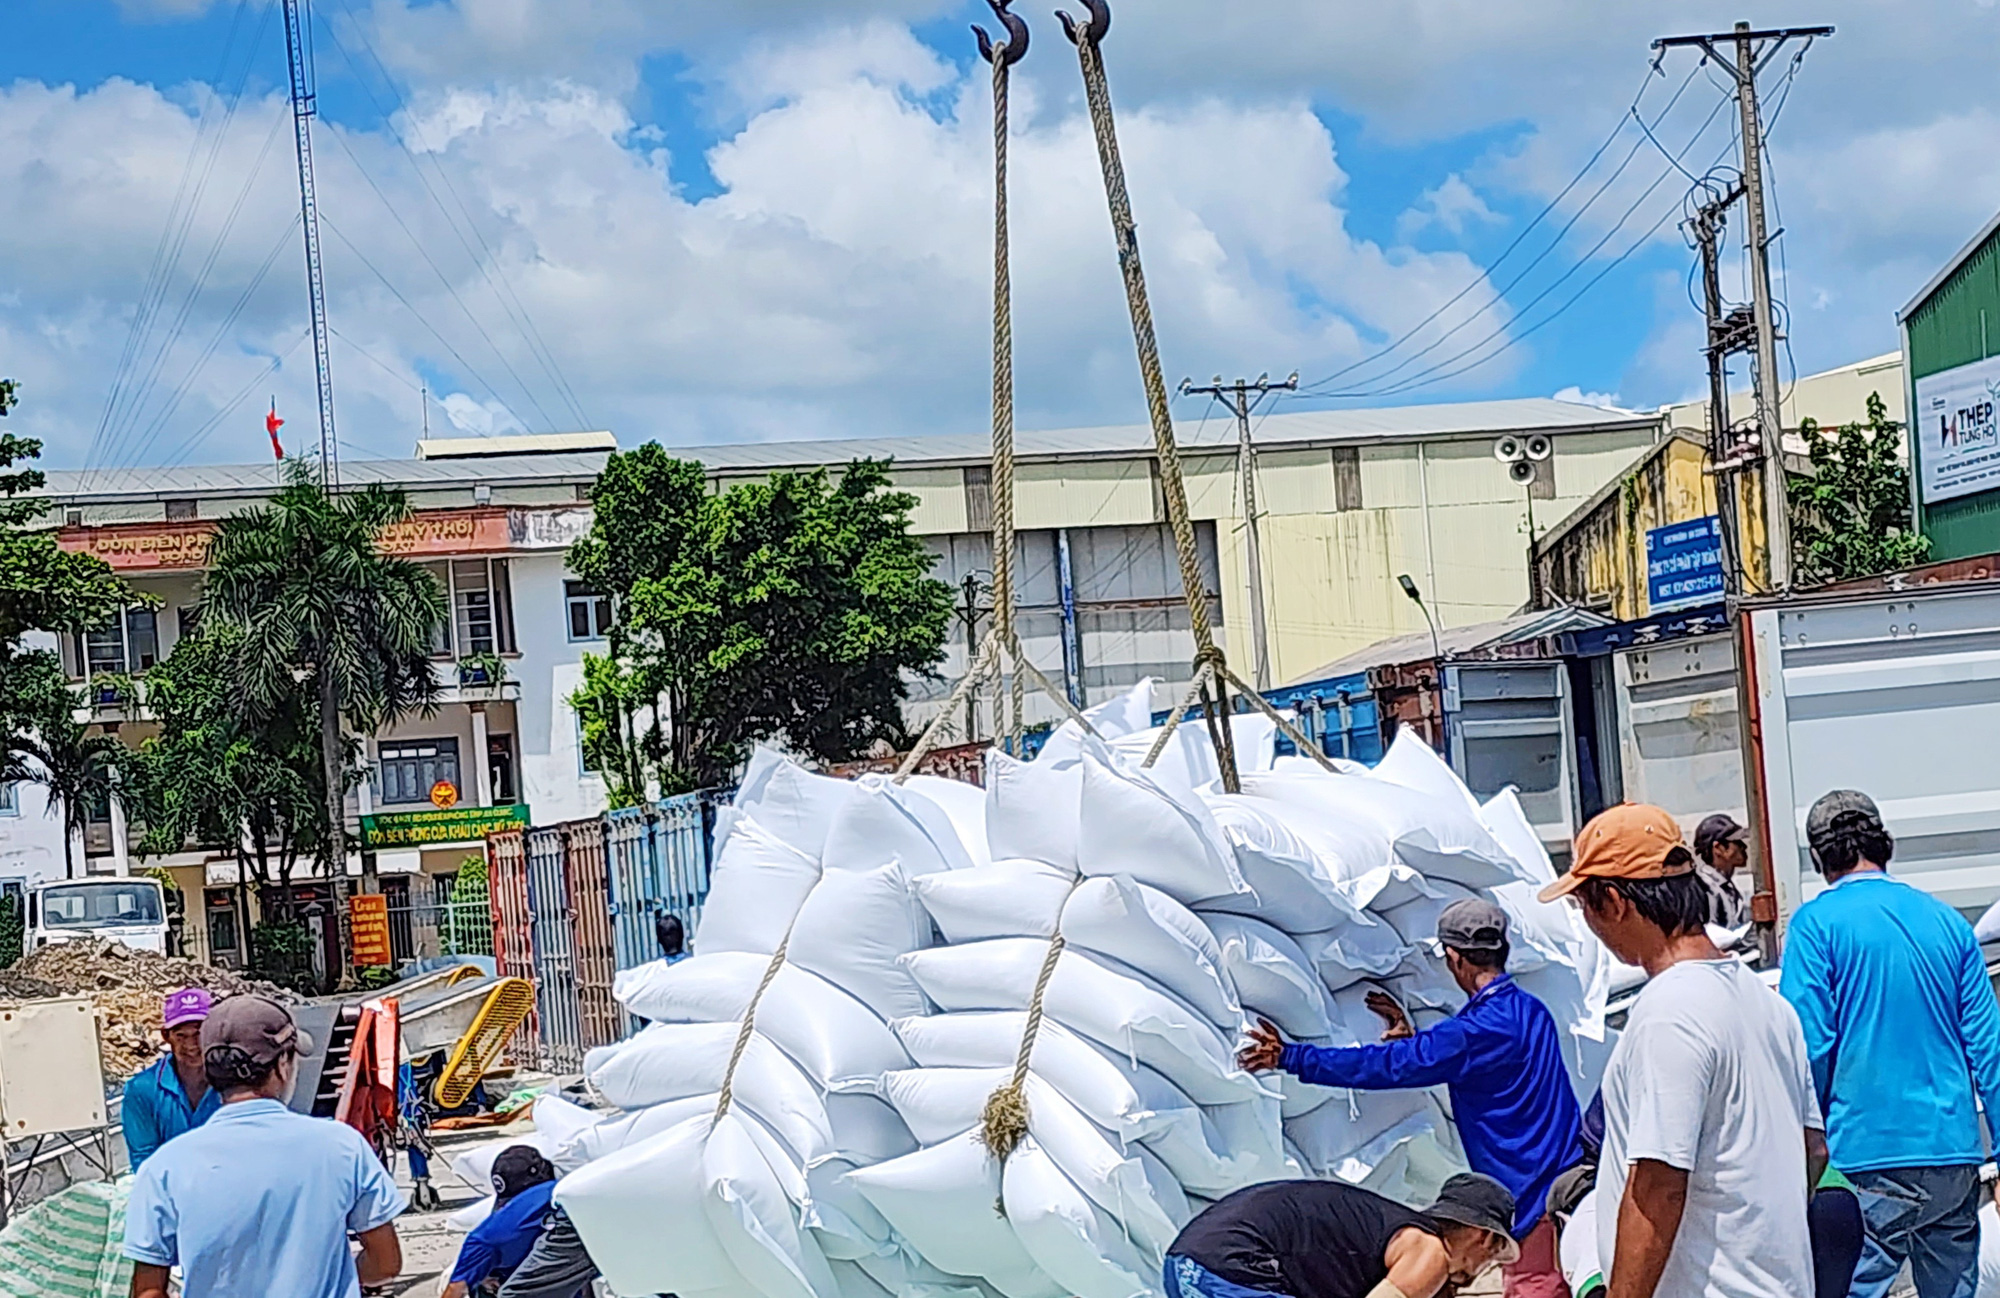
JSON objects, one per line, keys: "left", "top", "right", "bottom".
{"left": 27, "top": 877, "right": 169, "bottom": 955}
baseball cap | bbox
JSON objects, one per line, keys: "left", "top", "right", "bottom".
{"left": 1537, "top": 803, "right": 1691, "bottom": 903}
{"left": 1805, "top": 790, "right": 1884, "bottom": 850}
{"left": 491, "top": 1145, "right": 557, "bottom": 1204}
{"left": 200, "top": 995, "right": 312, "bottom": 1067}
{"left": 1692, "top": 814, "right": 1748, "bottom": 863}
{"left": 162, "top": 987, "right": 212, "bottom": 1030}
{"left": 1424, "top": 1172, "right": 1520, "bottom": 1263}
{"left": 1436, "top": 898, "right": 1509, "bottom": 953}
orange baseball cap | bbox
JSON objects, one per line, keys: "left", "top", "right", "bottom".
{"left": 1537, "top": 803, "right": 1692, "bottom": 903}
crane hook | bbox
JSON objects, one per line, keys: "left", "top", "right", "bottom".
{"left": 973, "top": 0, "right": 1030, "bottom": 67}
{"left": 1056, "top": 0, "right": 1110, "bottom": 49}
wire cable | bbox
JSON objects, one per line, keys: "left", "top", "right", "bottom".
{"left": 158, "top": 328, "right": 315, "bottom": 470}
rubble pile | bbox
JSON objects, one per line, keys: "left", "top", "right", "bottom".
{"left": 7, "top": 940, "right": 293, "bottom": 1080}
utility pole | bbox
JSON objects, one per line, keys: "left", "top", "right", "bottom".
{"left": 1179, "top": 372, "right": 1298, "bottom": 690}
{"left": 1691, "top": 178, "right": 1750, "bottom": 594}
{"left": 282, "top": 0, "right": 338, "bottom": 487}
{"left": 955, "top": 572, "right": 990, "bottom": 742}
{"left": 1654, "top": 22, "right": 1830, "bottom": 593}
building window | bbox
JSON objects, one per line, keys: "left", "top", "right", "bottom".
{"left": 422, "top": 559, "right": 517, "bottom": 658}
{"left": 68, "top": 607, "right": 160, "bottom": 678}
{"left": 1331, "top": 447, "right": 1364, "bottom": 511}
{"left": 963, "top": 465, "right": 993, "bottom": 533}
{"left": 0, "top": 783, "right": 17, "bottom": 816}
{"left": 164, "top": 499, "right": 198, "bottom": 522}
{"left": 377, "top": 738, "right": 461, "bottom": 806}
{"left": 177, "top": 606, "right": 201, "bottom": 643}
{"left": 565, "top": 581, "right": 612, "bottom": 641}
{"left": 65, "top": 510, "right": 82, "bottom": 528}
{"left": 488, "top": 733, "right": 517, "bottom": 804}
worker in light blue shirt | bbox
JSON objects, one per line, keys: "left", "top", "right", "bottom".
{"left": 122, "top": 987, "right": 223, "bottom": 1169}
{"left": 1239, "top": 899, "right": 1581, "bottom": 1298}
{"left": 1780, "top": 790, "right": 2000, "bottom": 1298}
{"left": 125, "top": 995, "right": 407, "bottom": 1298}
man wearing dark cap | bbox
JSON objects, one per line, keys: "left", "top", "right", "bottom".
{"left": 123, "top": 995, "right": 406, "bottom": 1298}
{"left": 1779, "top": 790, "right": 2000, "bottom": 1298}
{"left": 1545, "top": 803, "right": 1824, "bottom": 1298}
{"left": 1166, "top": 1172, "right": 1520, "bottom": 1298}
{"left": 1690, "top": 814, "right": 1750, "bottom": 930}
{"left": 444, "top": 1145, "right": 580, "bottom": 1298}
{"left": 1239, "top": 899, "right": 1581, "bottom": 1298}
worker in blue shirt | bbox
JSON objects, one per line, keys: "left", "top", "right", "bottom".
{"left": 445, "top": 1145, "right": 579, "bottom": 1298}
{"left": 1239, "top": 899, "right": 1581, "bottom": 1298}
{"left": 1780, "top": 790, "right": 2000, "bottom": 1298}
{"left": 121, "top": 987, "right": 223, "bottom": 1169}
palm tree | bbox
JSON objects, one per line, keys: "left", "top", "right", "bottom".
{"left": 204, "top": 462, "right": 447, "bottom": 893}
{"left": 24, "top": 713, "right": 126, "bottom": 880}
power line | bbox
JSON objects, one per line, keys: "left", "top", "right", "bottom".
{"left": 159, "top": 329, "right": 315, "bottom": 470}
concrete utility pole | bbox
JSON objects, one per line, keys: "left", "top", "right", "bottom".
{"left": 1691, "top": 178, "right": 1749, "bottom": 593}
{"left": 1654, "top": 22, "right": 1831, "bottom": 594}
{"left": 1179, "top": 372, "right": 1298, "bottom": 690}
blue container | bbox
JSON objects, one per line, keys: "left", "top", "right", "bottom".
{"left": 1150, "top": 671, "right": 1381, "bottom": 765}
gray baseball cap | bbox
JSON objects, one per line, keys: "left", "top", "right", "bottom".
{"left": 1436, "top": 898, "right": 1509, "bottom": 953}
{"left": 200, "top": 994, "right": 312, "bottom": 1067}
{"left": 1805, "top": 790, "right": 1885, "bottom": 851}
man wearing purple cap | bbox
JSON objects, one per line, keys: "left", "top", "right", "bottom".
{"left": 121, "top": 987, "right": 222, "bottom": 1169}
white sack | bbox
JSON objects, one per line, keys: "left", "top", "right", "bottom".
{"left": 1062, "top": 876, "right": 1240, "bottom": 1028}
{"left": 1240, "top": 764, "right": 1519, "bottom": 889}
{"left": 560, "top": 1092, "right": 721, "bottom": 1170}
{"left": 1478, "top": 788, "right": 1557, "bottom": 886}
{"left": 891, "top": 1011, "right": 1269, "bottom": 1194}
{"left": 1002, "top": 1139, "right": 1162, "bottom": 1298}
{"left": 708, "top": 1109, "right": 842, "bottom": 1298}
{"left": 1341, "top": 862, "right": 1442, "bottom": 914}
{"left": 1077, "top": 749, "right": 1245, "bottom": 906}
{"left": 586, "top": 1021, "right": 833, "bottom": 1164}
{"left": 905, "top": 774, "right": 993, "bottom": 870}
{"left": 789, "top": 861, "right": 935, "bottom": 1021}
{"left": 986, "top": 751, "right": 1084, "bottom": 871}
{"left": 1109, "top": 712, "right": 1279, "bottom": 793}
{"left": 900, "top": 940, "right": 1265, "bottom": 1105}
{"left": 556, "top": 1116, "right": 748, "bottom": 1297}
{"left": 823, "top": 776, "right": 974, "bottom": 877}
{"left": 1292, "top": 922, "right": 1411, "bottom": 993}
{"left": 612, "top": 953, "right": 911, "bottom": 1088}
{"left": 914, "top": 860, "right": 1076, "bottom": 944}
{"left": 1203, "top": 915, "right": 1333, "bottom": 1039}
{"left": 844, "top": 1133, "right": 1064, "bottom": 1298}
{"left": 856, "top": 1250, "right": 1003, "bottom": 1298}
{"left": 830, "top": 1258, "right": 899, "bottom": 1298}
{"left": 1283, "top": 1087, "right": 1441, "bottom": 1179}
{"left": 809, "top": 1157, "right": 898, "bottom": 1260}
{"left": 826, "top": 1092, "right": 919, "bottom": 1165}
{"left": 1561, "top": 1188, "right": 1604, "bottom": 1298}
{"left": 724, "top": 747, "right": 861, "bottom": 862}
{"left": 530, "top": 1094, "right": 598, "bottom": 1153}
{"left": 697, "top": 816, "right": 822, "bottom": 956}
{"left": 446, "top": 1131, "right": 562, "bottom": 1229}
{"left": 1036, "top": 680, "right": 1158, "bottom": 767}
{"left": 1197, "top": 797, "right": 1377, "bottom": 936}
{"left": 1378, "top": 881, "right": 1482, "bottom": 946}
{"left": 1353, "top": 1109, "right": 1468, "bottom": 1205}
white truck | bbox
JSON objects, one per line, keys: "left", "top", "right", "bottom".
{"left": 24, "top": 877, "right": 170, "bottom": 955}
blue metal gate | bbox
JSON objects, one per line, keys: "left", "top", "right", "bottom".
{"left": 605, "top": 792, "right": 717, "bottom": 973}
{"left": 524, "top": 824, "right": 583, "bottom": 1072}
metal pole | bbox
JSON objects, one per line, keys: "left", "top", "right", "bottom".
{"left": 1056, "top": 530, "right": 1084, "bottom": 707}
{"left": 1234, "top": 386, "right": 1272, "bottom": 689}
{"left": 281, "top": 0, "right": 338, "bottom": 487}
{"left": 1732, "top": 22, "right": 1789, "bottom": 593}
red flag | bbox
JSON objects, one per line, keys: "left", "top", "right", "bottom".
{"left": 266, "top": 402, "right": 284, "bottom": 460}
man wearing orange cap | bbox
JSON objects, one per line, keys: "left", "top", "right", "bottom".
{"left": 1540, "top": 804, "right": 1826, "bottom": 1298}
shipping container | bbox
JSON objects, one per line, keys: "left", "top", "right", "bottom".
{"left": 524, "top": 824, "right": 583, "bottom": 1072}
{"left": 561, "top": 819, "right": 622, "bottom": 1056}
{"left": 484, "top": 829, "right": 541, "bottom": 1067}
{"left": 1258, "top": 672, "right": 1382, "bottom": 764}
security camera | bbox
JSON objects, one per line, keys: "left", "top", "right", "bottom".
{"left": 1508, "top": 459, "right": 1537, "bottom": 484}
{"left": 1493, "top": 435, "right": 1525, "bottom": 463}
{"left": 1524, "top": 434, "right": 1554, "bottom": 462}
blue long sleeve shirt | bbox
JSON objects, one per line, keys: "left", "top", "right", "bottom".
{"left": 121, "top": 1054, "right": 222, "bottom": 1170}
{"left": 1779, "top": 870, "right": 2000, "bottom": 1172}
{"left": 1278, "top": 975, "right": 1581, "bottom": 1235}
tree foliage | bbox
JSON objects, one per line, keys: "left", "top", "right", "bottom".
{"left": 569, "top": 447, "right": 953, "bottom": 793}
{"left": 1788, "top": 392, "right": 1932, "bottom": 586}
{"left": 203, "top": 462, "right": 446, "bottom": 885}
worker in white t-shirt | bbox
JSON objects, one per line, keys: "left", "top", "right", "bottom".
{"left": 1539, "top": 803, "right": 1827, "bottom": 1298}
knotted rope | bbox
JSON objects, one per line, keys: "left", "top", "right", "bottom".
{"left": 978, "top": 875, "right": 1083, "bottom": 1163}
{"left": 713, "top": 925, "right": 795, "bottom": 1123}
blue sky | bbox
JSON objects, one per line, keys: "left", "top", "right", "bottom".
{"left": 1, "top": 0, "right": 1994, "bottom": 470}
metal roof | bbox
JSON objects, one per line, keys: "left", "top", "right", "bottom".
{"left": 417, "top": 431, "right": 617, "bottom": 459}
{"left": 40, "top": 395, "right": 1656, "bottom": 504}
{"left": 1287, "top": 604, "right": 1613, "bottom": 684}
{"left": 1900, "top": 206, "right": 2000, "bottom": 322}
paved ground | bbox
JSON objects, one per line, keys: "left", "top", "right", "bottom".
{"left": 381, "top": 1120, "right": 545, "bottom": 1297}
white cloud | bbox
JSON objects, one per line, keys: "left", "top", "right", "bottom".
{"left": 439, "top": 393, "right": 525, "bottom": 437}
{"left": 1552, "top": 385, "right": 1622, "bottom": 410}
{"left": 1398, "top": 174, "right": 1500, "bottom": 240}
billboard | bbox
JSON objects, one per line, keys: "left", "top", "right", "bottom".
{"left": 1915, "top": 353, "right": 2000, "bottom": 503}
{"left": 1646, "top": 515, "right": 1726, "bottom": 614}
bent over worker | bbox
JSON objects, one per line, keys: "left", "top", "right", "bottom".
{"left": 1166, "top": 1173, "right": 1519, "bottom": 1298}
{"left": 1239, "top": 899, "right": 1581, "bottom": 1298}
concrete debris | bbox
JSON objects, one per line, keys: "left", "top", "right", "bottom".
{"left": 6, "top": 940, "right": 294, "bottom": 1081}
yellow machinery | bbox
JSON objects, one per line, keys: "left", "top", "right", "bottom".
{"left": 394, "top": 965, "right": 536, "bottom": 1109}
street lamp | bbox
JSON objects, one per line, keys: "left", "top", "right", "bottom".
{"left": 1398, "top": 573, "right": 1443, "bottom": 663}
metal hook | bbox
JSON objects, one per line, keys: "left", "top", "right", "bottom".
{"left": 1056, "top": 0, "right": 1109, "bottom": 48}
{"left": 973, "top": 0, "right": 1030, "bottom": 67}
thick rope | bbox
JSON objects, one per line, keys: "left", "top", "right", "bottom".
{"left": 714, "top": 927, "right": 794, "bottom": 1123}
{"left": 1141, "top": 660, "right": 1212, "bottom": 769}
{"left": 1006, "top": 632, "right": 1102, "bottom": 738}
{"left": 988, "top": 51, "right": 1024, "bottom": 759}
{"left": 1071, "top": 24, "right": 1239, "bottom": 793}
{"left": 895, "top": 631, "right": 1001, "bottom": 783}
{"left": 1220, "top": 662, "right": 1339, "bottom": 774}
{"left": 979, "top": 876, "right": 1084, "bottom": 1162}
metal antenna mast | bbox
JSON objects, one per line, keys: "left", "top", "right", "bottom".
{"left": 282, "top": 0, "right": 338, "bottom": 485}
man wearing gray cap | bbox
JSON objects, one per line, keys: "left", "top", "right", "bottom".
{"left": 1240, "top": 899, "right": 1581, "bottom": 1298}
{"left": 1780, "top": 790, "right": 2000, "bottom": 1298}
{"left": 123, "top": 995, "right": 407, "bottom": 1298}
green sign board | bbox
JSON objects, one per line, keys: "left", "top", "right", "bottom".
{"left": 359, "top": 803, "right": 530, "bottom": 851}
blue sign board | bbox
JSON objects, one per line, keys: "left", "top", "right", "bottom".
{"left": 1646, "top": 515, "right": 1726, "bottom": 613}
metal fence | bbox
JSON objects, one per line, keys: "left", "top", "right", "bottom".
{"left": 384, "top": 898, "right": 494, "bottom": 966}
{"left": 525, "top": 824, "right": 583, "bottom": 1073}
{"left": 486, "top": 829, "right": 542, "bottom": 1067}
{"left": 562, "top": 819, "right": 623, "bottom": 1055}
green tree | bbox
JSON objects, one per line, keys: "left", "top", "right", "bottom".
{"left": 23, "top": 707, "right": 127, "bottom": 880}
{"left": 570, "top": 448, "right": 953, "bottom": 793}
{"left": 203, "top": 462, "right": 446, "bottom": 892}
{"left": 125, "top": 623, "right": 329, "bottom": 915}
{"left": 1788, "top": 392, "right": 1932, "bottom": 586}
{"left": 0, "top": 893, "right": 21, "bottom": 967}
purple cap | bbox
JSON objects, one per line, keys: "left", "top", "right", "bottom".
{"left": 163, "top": 987, "right": 212, "bottom": 1030}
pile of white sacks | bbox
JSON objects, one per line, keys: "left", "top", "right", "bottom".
{"left": 528, "top": 682, "right": 1617, "bottom": 1298}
